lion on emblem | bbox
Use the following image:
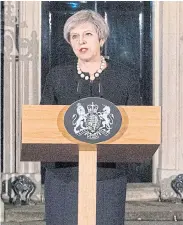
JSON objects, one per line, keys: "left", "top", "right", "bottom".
{"left": 99, "top": 105, "right": 114, "bottom": 130}
{"left": 72, "top": 103, "right": 87, "bottom": 134}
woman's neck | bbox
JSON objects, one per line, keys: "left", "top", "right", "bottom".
{"left": 78, "top": 57, "right": 102, "bottom": 75}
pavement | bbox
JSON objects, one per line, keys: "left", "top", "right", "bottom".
{"left": 1, "top": 222, "right": 183, "bottom": 225}
{"left": 1, "top": 201, "right": 183, "bottom": 225}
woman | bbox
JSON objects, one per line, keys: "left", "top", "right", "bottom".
{"left": 41, "top": 10, "right": 141, "bottom": 225}
{"left": 41, "top": 10, "right": 140, "bottom": 106}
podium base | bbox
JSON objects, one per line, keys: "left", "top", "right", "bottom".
{"left": 44, "top": 167, "right": 127, "bottom": 225}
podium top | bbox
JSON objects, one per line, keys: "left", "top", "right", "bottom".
{"left": 22, "top": 105, "right": 161, "bottom": 145}
{"left": 21, "top": 105, "right": 161, "bottom": 162}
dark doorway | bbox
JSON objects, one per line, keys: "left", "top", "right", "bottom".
{"left": 41, "top": 1, "right": 152, "bottom": 183}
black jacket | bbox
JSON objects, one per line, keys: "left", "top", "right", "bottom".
{"left": 40, "top": 61, "right": 141, "bottom": 106}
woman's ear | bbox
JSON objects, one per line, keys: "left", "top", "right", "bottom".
{"left": 100, "top": 39, "right": 105, "bottom": 47}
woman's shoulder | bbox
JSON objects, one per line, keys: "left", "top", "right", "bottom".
{"left": 107, "top": 59, "right": 136, "bottom": 74}
{"left": 46, "top": 64, "right": 77, "bottom": 83}
{"left": 49, "top": 64, "right": 76, "bottom": 76}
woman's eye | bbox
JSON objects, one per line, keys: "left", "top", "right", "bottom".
{"left": 85, "top": 32, "right": 92, "bottom": 36}
{"left": 71, "top": 35, "right": 78, "bottom": 40}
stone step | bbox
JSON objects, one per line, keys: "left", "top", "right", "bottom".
{"left": 4, "top": 201, "right": 183, "bottom": 223}
{"left": 40, "top": 183, "right": 160, "bottom": 202}
{"left": 126, "top": 183, "right": 160, "bottom": 201}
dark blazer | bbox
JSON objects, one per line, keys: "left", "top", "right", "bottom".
{"left": 41, "top": 61, "right": 141, "bottom": 169}
{"left": 40, "top": 61, "right": 141, "bottom": 106}
{"left": 43, "top": 61, "right": 137, "bottom": 225}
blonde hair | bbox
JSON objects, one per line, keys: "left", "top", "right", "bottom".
{"left": 63, "top": 10, "right": 109, "bottom": 43}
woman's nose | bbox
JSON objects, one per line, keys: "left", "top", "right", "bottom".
{"left": 79, "top": 36, "right": 86, "bottom": 45}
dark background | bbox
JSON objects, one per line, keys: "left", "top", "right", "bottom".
{"left": 0, "top": 2, "right": 153, "bottom": 182}
{"left": 41, "top": 1, "right": 152, "bottom": 106}
{"left": 41, "top": 1, "right": 152, "bottom": 183}
{"left": 41, "top": 1, "right": 153, "bottom": 183}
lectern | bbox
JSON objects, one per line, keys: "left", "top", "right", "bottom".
{"left": 21, "top": 105, "right": 161, "bottom": 225}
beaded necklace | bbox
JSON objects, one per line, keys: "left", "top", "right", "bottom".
{"left": 77, "top": 56, "right": 106, "bottom": 81}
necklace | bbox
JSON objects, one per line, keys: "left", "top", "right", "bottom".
{"left": 77, "top": 56, "right": 106, "bottom": 81}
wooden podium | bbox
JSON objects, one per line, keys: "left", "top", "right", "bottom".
{"left": 21, "top": 105, "right": 161, "bottom": 225}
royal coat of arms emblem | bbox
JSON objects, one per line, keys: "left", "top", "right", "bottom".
{"left": 72, "top": 102, "right": 114, "bottom": 139}
{"left": 64, "top": 97, "right": 122, "bottom": 144}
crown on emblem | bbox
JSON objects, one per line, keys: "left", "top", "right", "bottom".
{"left": 87, "top": 102, "right": 98, "bottom": 113}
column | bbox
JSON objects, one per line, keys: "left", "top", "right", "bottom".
{"left": 0, "top": 1, "right": 4, "bottom": 221}
{"left": 156, "top": 2, "right": 183, "bottom": 200}
{"left": 2, "top": 1, "right": 42, "bottom": 204}
{"left": 2, "top": 0, "right": 18, "bottom": 203}
{"left": 17, "top": 0, "right": 42, "bottom": 202}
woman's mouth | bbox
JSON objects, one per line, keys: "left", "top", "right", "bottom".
{"left": 79, "top": 48, "right": 88, "bottom": 53}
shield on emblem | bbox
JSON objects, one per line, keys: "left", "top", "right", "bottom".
{"left": 64, "top": 97, "right": 122, "bottom": 144}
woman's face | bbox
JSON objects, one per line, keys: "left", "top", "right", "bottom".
{"left": 69, "top": 22, "right": 104, "bottom": 62}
